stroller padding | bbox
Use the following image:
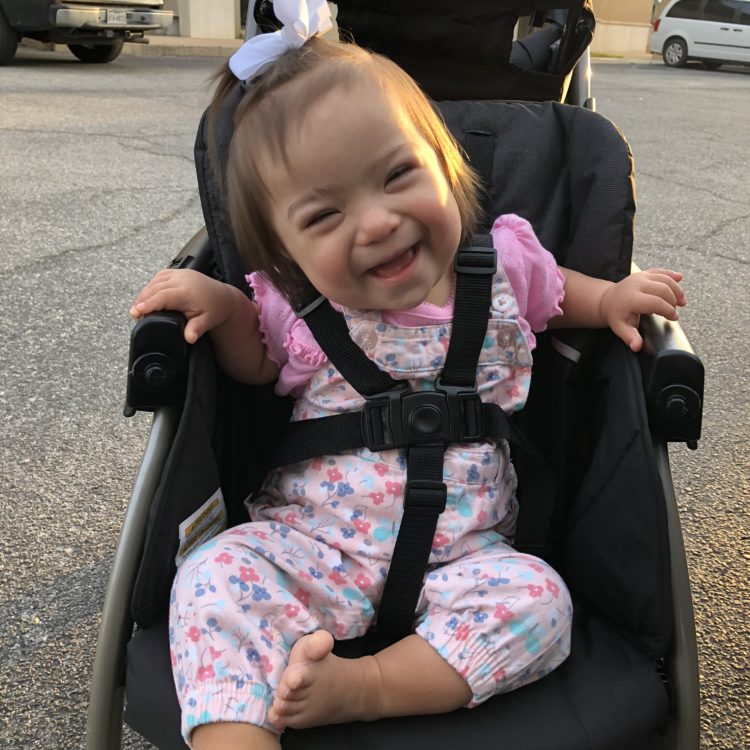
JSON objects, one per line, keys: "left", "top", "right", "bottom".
{"left": 437, "top": 100, "right": 634, "bottom": 282}
{"left": 125, "top": 608, "right": 668, "bottom": 750}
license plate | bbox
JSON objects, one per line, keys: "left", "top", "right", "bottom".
{"left": 107, "top": 9, "right": 128, "bottom": 25}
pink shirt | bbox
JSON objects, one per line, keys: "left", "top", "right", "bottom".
{"left": 248, "top": 214, "right": 564, "bottom": 397}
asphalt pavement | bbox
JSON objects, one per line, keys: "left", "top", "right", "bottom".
{"left": 0, "top": 45, "right": 748, "bottom": 749}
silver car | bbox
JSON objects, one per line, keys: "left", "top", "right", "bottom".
{"left": 650, "top": 0, "right": 750, "bottom": 68}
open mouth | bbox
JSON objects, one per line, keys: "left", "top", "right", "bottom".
{"left": 369, "top": 244, "right": 418, "bottom": 279}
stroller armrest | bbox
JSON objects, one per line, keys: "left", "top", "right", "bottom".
{"left": 638, "top": 314, "right": 704, "bottom": 447}
{"left": 124, "top": 228, "right": 213, "bottom": 416}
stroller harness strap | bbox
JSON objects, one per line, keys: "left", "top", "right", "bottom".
{"left": 272, "top": 236, "right": 552, "bottom": 643}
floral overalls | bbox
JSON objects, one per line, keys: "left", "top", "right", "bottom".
{"left": 169, "top": 253, "right": 573, "bottom": 744}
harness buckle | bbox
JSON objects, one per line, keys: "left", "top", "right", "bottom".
{"left": 454, "top": 246, "right": 497, "bottom": 275}
{"left": 361, "top": 381, "right": 484, "bottom": 452}
{"left": 404, "top": 480, "right": 448, "bottom": 512}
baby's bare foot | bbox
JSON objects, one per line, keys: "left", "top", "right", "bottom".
{"left": 268, "top": 630, "right": 382, "bottom": 729}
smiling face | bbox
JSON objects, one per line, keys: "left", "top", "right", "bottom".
{"left": 260, "top": 77, "right": 462, "bottom": 310}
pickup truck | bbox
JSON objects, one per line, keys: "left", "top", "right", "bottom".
{"left": 0, "top": 0, "right": 173, "bottom": 65}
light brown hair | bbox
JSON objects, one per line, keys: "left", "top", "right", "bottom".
{"left": 211, "top": 36, "right": 480, "bottom": 300}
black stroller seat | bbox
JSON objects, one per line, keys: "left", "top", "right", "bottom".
{"left": 117, "top": 97, "right": 699, "bottom": 749}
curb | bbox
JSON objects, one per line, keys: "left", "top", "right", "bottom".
{"left": 20, "top": 36, "right": 241, "bottom": 59}
{"left": 120, "top": 37, "right": 242, "bottom": 59}
{"left": 591, "top": 53, "right": 659, "bottom": 64}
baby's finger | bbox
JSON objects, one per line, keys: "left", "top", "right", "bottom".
{"left": 183, "top": 315, "right": 209, "bottom": 344}
{"left": 644, "top": 270, "right": 687, "bottom": 306}
{"left": 637, "top": 279, "right": 680, "bottom": 308}
{"left": 644, "top": 268, "right": 683, "bottom": 281}
{"left": 611, "top": 320, "right": 643, "bottom": 352}
{"left": 130, "top": 287, "right": 189, "bottom": 318}
{"left": 635, "top": 293, "right": 680, "bottom": 321}
{"left": 130, "top": 280, "right": 170, "bottom": 314}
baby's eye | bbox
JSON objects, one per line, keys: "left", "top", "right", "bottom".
{"left": 305, "top": 210, "right": 337, "bottom": 229}
{"left": 386, "top": 164, "right": 414, "bottom": 184}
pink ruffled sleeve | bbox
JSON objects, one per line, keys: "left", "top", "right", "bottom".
{"left": 246, "top": 273, "right": 328, "bottom": 397}
{"left": 491, "top": 214, "right": 565, "bottom": 349}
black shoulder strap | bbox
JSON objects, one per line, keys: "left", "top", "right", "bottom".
{"left": 292, "top": 290, "right": 401, "bottom": 397}
{"left": 441, "top": 234, "right": 495, "bottom": 386}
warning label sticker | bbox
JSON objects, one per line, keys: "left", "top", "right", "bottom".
{"left": 175, "top": 488, "right": 227, "bottom": 567}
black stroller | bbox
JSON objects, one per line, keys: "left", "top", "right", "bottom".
{"left": 87, "top": 2, "right": 705, "bottom": 748}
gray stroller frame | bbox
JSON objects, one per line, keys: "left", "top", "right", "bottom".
{"left": 87, "top": 4, "right": 704, "bottom": 748}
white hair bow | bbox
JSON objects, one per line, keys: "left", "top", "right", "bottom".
{"left": 229, "top": 0, "right": 333, "bottom": 82}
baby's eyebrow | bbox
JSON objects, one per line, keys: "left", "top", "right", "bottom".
{"left": 287, "top": 186, "right": 336, "bottom": 221}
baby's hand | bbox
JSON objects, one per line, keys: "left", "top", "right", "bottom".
{"left": 129, "top": 269, "right": 239, "bottom": 344}
{"left": 600, "top": 268, "right": 687, "bottom": 352}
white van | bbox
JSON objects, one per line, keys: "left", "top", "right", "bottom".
{"left": 650, "top": 0, "right": 750, "bottom": 68}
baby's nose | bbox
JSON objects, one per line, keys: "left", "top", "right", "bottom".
{"left": 355, "top": 206, "right": 400, "bottom": 245}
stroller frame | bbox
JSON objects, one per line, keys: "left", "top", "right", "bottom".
{"left": 87, "top": 4, "right": 704, "bottom": 748}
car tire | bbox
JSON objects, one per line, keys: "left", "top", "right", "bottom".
{"left": 68, "top": 39, "right": 124, "bottom": 63}
{"left": 662, "top": 37, "right": 687, "bottom": 67}
{"left": 701, "top": 60, "right": 721, "bottom": 70}
{"left": 0, "top": 9, "right": 19, "bottom": 66}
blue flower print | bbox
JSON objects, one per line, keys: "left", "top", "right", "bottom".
{"left": 337, "top": 482, "right": 354, "bottom": 497}
{"left": 251, "top": 584, "right": 271, "bottom": 602}
{"left": 228, "top": 575, "right": 250, "bottom": 592}
{"left": 195, "top": 580, "right": 217, "bottom": 597}
{"left": 467, "top": 464, "right": 480, "bottom": 483}
{"left": 341, "top": 528, "right": 356, "bottom": 539}
{"left": 253, "top": 546, "right": 274, "bottom": 562}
